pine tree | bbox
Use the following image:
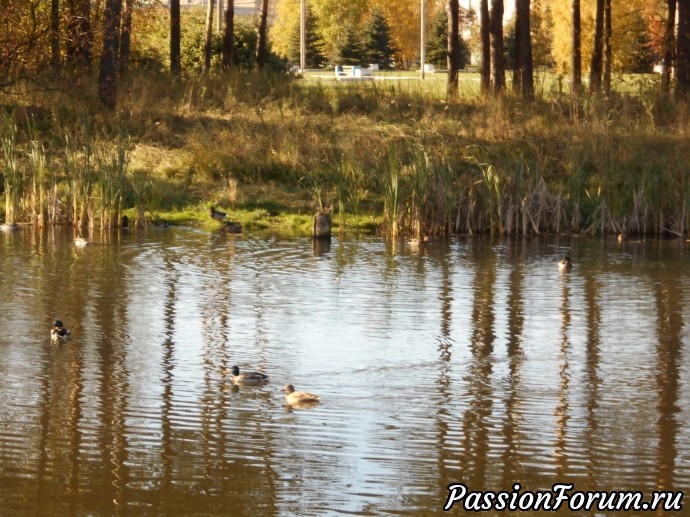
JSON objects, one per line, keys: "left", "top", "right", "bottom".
{"left": 627, "top": 12, "right": 658, "bottom": 73}
{"left": 287, "top": 6, "right": 326, "bottom": 68}
{"left": 362, "top": 10, "right": 397, "bottom": 69}
{"left": 335, "top": 28, "right": 365, "bottom": 66}
{"left": 426, "top": 9, "right": 468, "bottom": 70}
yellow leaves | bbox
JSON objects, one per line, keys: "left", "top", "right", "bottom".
{"left": 550, "top": 0, "right": 663, "bottom": 75}
{"left": 270, "top": 0, "right": 300, "bottom": 58}
{"left": 270, "top": 0, "right": 444, "bottom": 65}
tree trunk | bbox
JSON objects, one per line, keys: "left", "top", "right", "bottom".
{"left": 480, "top": 0, "right": 491, "bottom": 93}
{"left": 571, "top": 0, "right": 582, "bottom": 95}
{"left": 512, "top": 1, "right": 521, "bottom": 92}
{"left": 136, "top": 203, "right": 145, "bottom": 229}
{"left": 490, "top": 0, "right": 505, "bottom": 94}
{"left": 678, "top": 0, "right": 690, "bottom": 98}
{"left": 448, "top": 0, "right": 460, "bottom": 98}
{"left": 255, "top": 0, "right": 270, "bottom": 70}
{"left": 170, "top": 0, "right": 181, "bottom": 75}
{"left": 204, "top": 0, "right": 215, "bottom": 74}
{"left": 590, "top": 0, "right": 604, "bottom": 95}
{"left": 222, "top": 0, "right": 235, "bottom": 69}
{"left": 603, "top": 0, "right": 611, "bottom": 97}
{"left": 515, "top": 0, "right": 533, "bottom": 99}
{"left": 119, "top": 0, "right": 133, "bottom": 75}
{"left": 51, "top": 0, "right": 60, "bottom": 69}
{"left": 98, "top": 0, "right": 122, "bottom": 108}
{"left": 662, "top": 0, "right": 677, "bottom": 95}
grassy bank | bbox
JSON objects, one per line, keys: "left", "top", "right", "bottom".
{"left": 1, "top": 69, "right": 689, "bottom": 238}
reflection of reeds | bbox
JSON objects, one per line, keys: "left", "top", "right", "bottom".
{"left": 1, "top": 112, "right": 21, "bottom": 224}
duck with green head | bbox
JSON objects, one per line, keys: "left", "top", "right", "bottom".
{"left": 51, "top": 319, "right": 71, "bottom": 342}
{"left": 210, "top": 206, "right": 227, "bottom": 222}
{"left": 228, "top": 365, "right": 268, "bottom": 385}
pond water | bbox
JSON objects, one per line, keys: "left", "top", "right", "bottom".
{"left": 0, "top": 227, "right": 689, "bottom": 516}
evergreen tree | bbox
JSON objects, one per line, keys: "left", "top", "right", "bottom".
{"left": 531, "top": 1, "right": 554, "bottom": 68}
{"left": 626, "top": 12, "right": 658, "bottom": 73}
{"left": 362, "top": 10, "right": 397, "bottom": 69}
{"left": 287, "top": 6, "right": 326, "bottom": 68}
{"left": 426, "top": 9, "right": 468, "bottom": 70}
{"left": 335, "top": 28, "right": 365, "bottom": 66}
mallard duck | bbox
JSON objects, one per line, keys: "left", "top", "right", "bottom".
{"left": 74, "top": 237, "right": 88, "bottom": 248}
{"left": 558, "top": 255, "right": 572, "bottom": 271}
{"left": 210, "top": 206, "right": 227, "bottom": 222}
{"left": 51, "top": 319, "right": 71, "bottom": 341}
{"left": 284, "top": 384, "right": 320, "bottom": 405}
{"left": 228, "top": 365, "right": 268, "bottom": 385}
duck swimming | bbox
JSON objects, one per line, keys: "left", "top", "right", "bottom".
{"left": 0, "top": 223, "right": 19, "bottom": 232}
{"left": 408, "top": 236, "right": 430, "bottom": 250}
{"left": 74, "top": 237, "right": 88, "bottom": 248}
{"left": 228, "top": 365, "right": 268, "bottom": 385}
{"left": 558, "top": 256, "right": 572, "bottom": 271}
{"left": 51, "top": 319, "right": 71, "bottom": 342}
{"left": 284, "top": 384, "right": 320, "bottom": 405}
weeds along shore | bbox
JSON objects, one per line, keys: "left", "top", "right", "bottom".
{"left": 1, "top": 70, "right": 689, "bottom": 238}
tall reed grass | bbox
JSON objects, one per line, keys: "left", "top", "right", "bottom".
{"left": 26, "top": 118, "right": 50, "bottom": 226}
{"left": 1, "top": 112, "right": 21, "bottom": 224}
{"left": 0, "top": 110, "right": 132, "bottom": 229}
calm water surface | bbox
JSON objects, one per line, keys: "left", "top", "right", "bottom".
{"left": 0, "top": 227, "right": 689, "bottom": 516}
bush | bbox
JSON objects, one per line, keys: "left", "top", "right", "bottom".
{"left": 180, "top": 16, "right": 288, "bottom": 74}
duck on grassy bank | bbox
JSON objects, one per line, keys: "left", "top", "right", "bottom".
{"left": 210, "top": 206, "right": 227, "bottom": 222}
